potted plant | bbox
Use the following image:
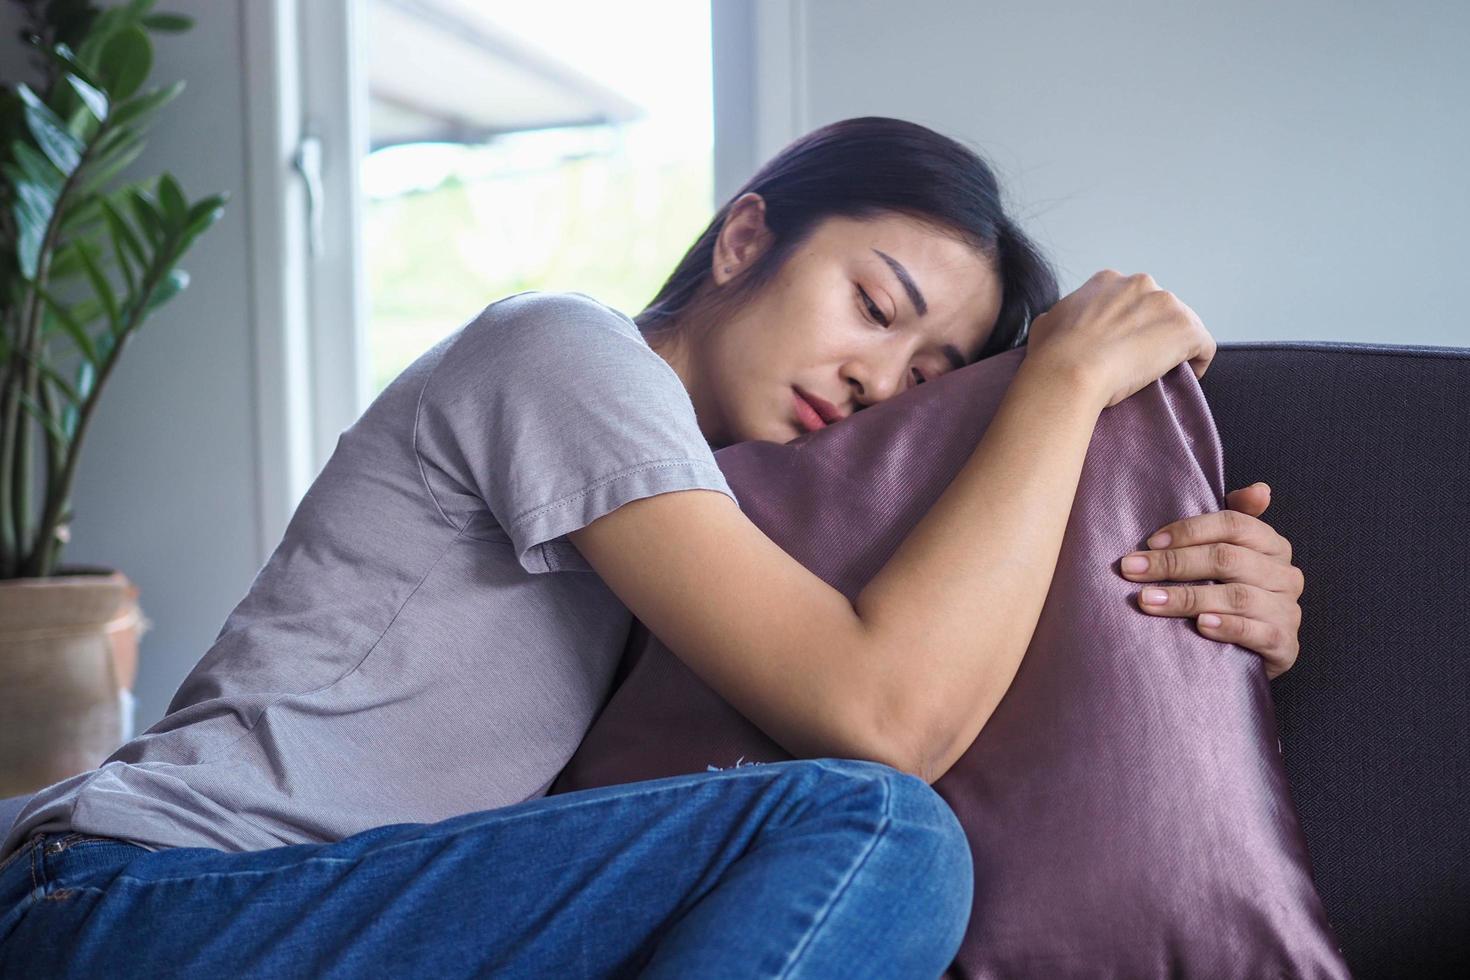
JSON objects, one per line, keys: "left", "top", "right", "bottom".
{"left": 0, "top": 0, "right": 226, "bottom": 795}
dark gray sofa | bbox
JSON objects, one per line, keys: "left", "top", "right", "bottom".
{"left": 1194, "top": 339, "right": 1469, "bottom": 979}
{"left": 3, "top": 340, "right": 1466, "bottom": 979}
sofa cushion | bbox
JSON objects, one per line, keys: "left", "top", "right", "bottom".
{"left": 552, "top": 347, "right": 1350, "bottom": 978}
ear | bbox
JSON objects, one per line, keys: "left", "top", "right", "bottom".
{"left": 712, "top": 193, "right": 773, "bottom": 285}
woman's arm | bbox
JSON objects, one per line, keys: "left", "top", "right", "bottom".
{"left": 853, "top": 354, "right": 1105, "bottom": 780}
{"left": 568, "top": 353, "right": 1106, "bottom": 783}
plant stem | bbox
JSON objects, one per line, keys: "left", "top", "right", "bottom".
{"left": 12, "top": 367, "right": 33, "bottom": 562}
{"left": 0, "top": 323, "right": 16, "bottom": 577}
{"left": 37, "top": 363, "right": 62, "bottom": 515}
{"left": 3, "top": 100, "right": 111, "bottom": 578}
{"left": 21, "top": 240, "right": 173, "bottom": 578}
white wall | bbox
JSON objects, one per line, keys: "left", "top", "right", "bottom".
{"left": 715, "top": 0, "right": 1469, "bottom": 348}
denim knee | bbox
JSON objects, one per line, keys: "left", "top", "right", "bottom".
{"left": 795, "top": 761, "right": 972, "bottom": 881}
{"left": 782, "top": 759, "right": 974, "bottom": 959}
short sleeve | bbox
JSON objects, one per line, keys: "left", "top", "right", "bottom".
{"left": 414, "top": 290, "right": 738, "bottom": 575}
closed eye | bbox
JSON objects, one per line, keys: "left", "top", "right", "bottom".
{"left": 859, "top": 285, "right": 930, "bottom": 386}
{"left": 857, "top": 286, "right": 890, "bottom": 327}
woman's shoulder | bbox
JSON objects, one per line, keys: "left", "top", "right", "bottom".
{"left": 432, "top": 289, "right": 665, "bottom": 391}
{"left": 423, "top": 289, "right": 675, "bottom": 412}
{"left": 472, "top": 289, "right": 642, "bottom": 343}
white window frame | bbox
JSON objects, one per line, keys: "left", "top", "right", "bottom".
{"left": 240, "top": 0, "right": 368, "bottom": 558}
{"left": 711, "top": 0, "right": 809, "bottom": 202}
{"left": 241, "top": 0, "right": 802, "bottom": 558}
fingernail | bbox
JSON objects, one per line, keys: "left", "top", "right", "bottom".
{"left": 1121, "top": 555, "right": 1149, "bottom": 573}
{"left": 1147, "top": 531, "right": 1171, "bottom": 548}
{"left": 1199, "top": 613, "right": 1222, "bottom": 627}
{"left": 1143, "top": 589, "right": 1169, "bottom": 605}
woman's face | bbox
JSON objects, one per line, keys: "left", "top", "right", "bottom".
{"left": 659, "top": 196, "right": 1005, "bottom": 448}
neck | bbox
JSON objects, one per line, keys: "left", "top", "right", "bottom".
{"left": 646, "top": 325, "right": 723, "bottom": 448}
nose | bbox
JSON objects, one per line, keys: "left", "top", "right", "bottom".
{"left": 844, "top": 354, "right": 908, "bottom": 409}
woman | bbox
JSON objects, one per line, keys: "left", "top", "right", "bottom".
{"left": 0, "top": 117, "right": 1302, "bottom": 977}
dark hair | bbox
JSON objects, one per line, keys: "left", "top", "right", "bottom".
{"left": 635, "top": 116, "right": 1058, "bottom": 363}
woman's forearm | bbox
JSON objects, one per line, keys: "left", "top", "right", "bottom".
{"left": 854, "top": 354, "right": 1108, "bottom": 782}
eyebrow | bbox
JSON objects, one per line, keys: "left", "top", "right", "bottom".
{"left": 872, "top": 247, "right": 969, "bottom": 372}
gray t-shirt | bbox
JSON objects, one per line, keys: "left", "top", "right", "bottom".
{"left": 0, "top": 290, "right": 736, "bottom": 860}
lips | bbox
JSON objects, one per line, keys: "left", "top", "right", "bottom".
{"left": 792, "top": 390, "right": 826, "bottom": 432}
{"left": 794, "top": 388, "right": 844, "bottom": 425}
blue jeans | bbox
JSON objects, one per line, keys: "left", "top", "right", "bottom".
{"left": 0, "top": 758, "right": 972, "bottom": 978}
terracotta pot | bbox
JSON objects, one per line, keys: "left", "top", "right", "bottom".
{"left": 0, "top": 566, "right": 149, "bottom": 797}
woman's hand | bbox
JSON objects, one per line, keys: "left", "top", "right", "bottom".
{"left": 1117, "top": 482, "right": 1303, "bottom": 680}
{"left": 1027, "top": 269, "right": 1217, "bottom": 409}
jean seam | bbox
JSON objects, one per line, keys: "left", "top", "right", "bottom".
{"left": 0, "top": 837, "right": 36, "bottom": 878}
{"left": 771, "top": 772, "right": 893, "bottom": 979}
{"left": 54, "top": 839, "right": 129, "bottom": 853}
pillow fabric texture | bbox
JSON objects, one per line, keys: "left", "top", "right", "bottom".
{"left": 551, "top": 347, "right": 1349, "bottom": 978}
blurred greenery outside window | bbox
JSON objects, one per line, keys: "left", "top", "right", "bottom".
{"left": 362, "top": 131, "right": 713, "bottom": 396}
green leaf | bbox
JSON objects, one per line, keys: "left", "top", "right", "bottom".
{"left": 9, "top": 140, "right": 65, "bottom": 198}
{"left": 62, "top": 403, "right": 79, "bottom": 440}
{"left": 77, "top": 8, "right": 131, "bottom": 66}
{"left": 69, "top": 295, "right": 106, "bottom": 329}
{"left": 18, "top": 389, "right": 69, "bottom": 448}
{"left": 46, "top": 372, "right": 80, "bottom": 442}
{"left": 81, "top": 131, "right": 146, "bottom": 182}
{"left": 75, "top": 132, "right": 147, "bottom": 198}
{"left": 180, "top": 194, "right": 226, "bottom": 244}
{"left": 186, "top": 193, "right": 228, "bottom": 223}
{"left": 13, "top": 179, "right": 57, "bottom": 279}
{"left": 144, "top": 267, "right": 188, "bottom": 313}
{"left": 101, "top": 196, "right": 150, "bottom": 263}
{"left": 40, "top": 45, "right": 103, "bottom": 127}
{"left": 59, "top": 194, "right": 106, "bottom": 234}
{"left": 91, "top": 120, "right": 137, "bottom": 154}
{"left": 62, "top": 103, "right": 96, "bottom": 144}
{"left": 107, "top": 80, "right": 182, "bottom": 129}
{"left": 74, "top": 239, "right": 120, "bottom": 333}
{"left": 101, "top": 197, "right": 148, "bottom": 283}
{"left": 103, "top": 220, "right": 138, "bottom": 294}
{"left": 141, "top": 13, "right": 193, "bottom": 32}
{"left": 75, "top": 358, "right": 96, "bottom": 402}
{"left": 64, "top": 72, "right": 110, "bottom": 123}
{"left": 45, "top": 240, "right": 87, "bottom": 280}
{"left": 97, "top": 28, "right": 153, "bottom": 102}
{"left": 16, "top": 84, "right": 84, "bottom": 176}
{"left": 127, "top": 187, "right": 165, "bottom": 245}
{"left": 157, "top": 172, "right": 185, "bottom": 224}
{"left": 19, "top": 348, "right": 82, "bottom": 405}
{"left": 46, "top": 42, "right": 105, "bottom": 90}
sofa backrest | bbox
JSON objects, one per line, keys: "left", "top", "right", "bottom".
{"left": 1200, "top": 340, "right": 1470, "bottom": 979}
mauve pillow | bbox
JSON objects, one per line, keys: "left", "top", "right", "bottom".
{"left": 552, "top": 347, "right": 1349, "bottom": 978}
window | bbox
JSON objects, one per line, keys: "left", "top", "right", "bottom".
{"left": 359, "top": 0, "right": 715, "bottom": 396}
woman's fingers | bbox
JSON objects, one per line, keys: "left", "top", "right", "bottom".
{"left": 1132, "top": 580, "right": 1301, "bottom": 679}
{"left": 1118, "top": 541, "right": 1305, "bottom": 596}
